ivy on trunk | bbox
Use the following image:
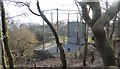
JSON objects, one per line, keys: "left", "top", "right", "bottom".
{"left": 1, "top": 1, "right": 14, "bottom": 69}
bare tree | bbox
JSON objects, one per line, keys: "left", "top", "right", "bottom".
{"left": 77, "top": 0, "right": 120, "bottom": 66}
{"left": 10, "top": 0, "right": 67, "bottom": 68}
{"left": 37, "top": 1, "right": 67, "bottom": 68}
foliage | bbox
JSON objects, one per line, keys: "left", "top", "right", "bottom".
{"left": 28, "top": 22, "right": 67, "bottom": 45}
{"left": 55, "top": 21, "right": 67, "bottom": 36}
{"left": 9, "top": 24, "right": 38, "bottom": 60}
{"left": 28, "top": 24, "right": 43, "bottom": 44}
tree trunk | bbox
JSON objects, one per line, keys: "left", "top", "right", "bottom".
{"left": 36, "top": 1, "right": 67, "bottom": 69}
{"left": 79, "top": 1, "right": 120, "bottom": 66}
{"left": 1, "top": 2, "right": 14, "bottom": 69}
{"left": 92, "top": 23, "right": 117, "bottom": 66}
{"left": 0, "top": 30, "right": 6, "bottom": 69}
{"left": 0, "top": 2, "right": 6, "bottom": 69}
{"left": 1, "top": 41, "right": 6, "bottom": 69}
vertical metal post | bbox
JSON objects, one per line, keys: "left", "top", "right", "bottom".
{"left": 51, "top": 12, "right": 53, "bottom": 25}
{"left": 51, "top": 12, "right": 54, "bottom": 45}
{"left": 63, "top": 28, "right": 65, "bottom": 45}
{"left": 67, "top": 13, "right": 70, "bottom": 38}
{"left": 56, "top": 8, "right": 59, "bottom": 53}
{"left": 79, "top": 12, "right": 83, "bottom": 50}
{"left": 77, "top": 13, "right": 79, "bottom": 45}
{"left": 57, "top": 8, "right": 59, "bottom": 32}
{"left": 43, "top": 11, "right": 45, "bottom": 50}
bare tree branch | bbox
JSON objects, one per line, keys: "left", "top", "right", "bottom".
{"left": 78, "top": 1, "right": 120, "bottom": 66}
{"left": 87, "top": 2, "right": 101, "bottom": 24}
{"left": 79, "top": 2, "right": 91, "bottom": 23}
{"left": 10, "top": 1, "right": 41, "bottom": 16}
{"left": 96, "top": 2, "right": 120, "bottom": 27}
{"left": 74, "top": 0, "right": 82, "bottom": 16}
{"left": 79, "top": 1, "right": 120, "bottom": 27}
{"left": 110, "top": 16, "right": 117, "bottom": 41}
{"left": 36, "top": 1, "right": 59, "bottom": 40}
{"left": 36, "top": 1, "right": 67, "bottom": 68}
{"left": 27, "top": 5, "right": 41, "bottom": 16}
{"left": 6, "top": 13, "right": 26, "bottom": 19}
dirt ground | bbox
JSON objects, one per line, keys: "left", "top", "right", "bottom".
{"left": 14, "top": 47, "right": 103, "bottom": 67}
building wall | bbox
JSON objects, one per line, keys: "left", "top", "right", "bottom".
{"left": 67, "top": 21, "right": 84, "bottom": 45}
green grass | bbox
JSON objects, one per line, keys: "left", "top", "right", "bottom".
{"left": 88, "top": 37, "right": 94, "bottom": 43}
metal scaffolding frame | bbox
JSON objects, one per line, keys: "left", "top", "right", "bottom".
{"left": 42, "top": 8, "right": 84, "bottom": 52}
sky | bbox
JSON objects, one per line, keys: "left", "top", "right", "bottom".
{"left": 4, "top": 0, "right": 79, "bottom": 25}
{"left": 4, "top": 0, "right": 116, "bottom": 25}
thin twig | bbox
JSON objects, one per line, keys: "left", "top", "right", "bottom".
{"left": 74, "top": 0, "right": 82, "bottom": 16}
{"left": 6, "top": 13, "right": 26, "bottom": 19}
{"left": 10, "top": 1, "right": 41, "bottom": 16}
{"left": 110, "top": 16, "right": 117, "bottom": 41}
